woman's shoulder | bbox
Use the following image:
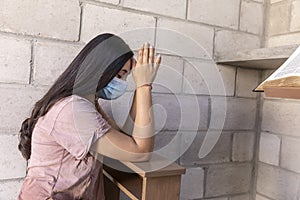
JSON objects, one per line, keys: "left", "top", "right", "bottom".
{"left": 36, "top": 94, "right": 95, "bottom": 132}
{"left": 53, "top": 94, "right": 94, "bottom": 110}
{"left": 70, "top": 94, "right": 95, "bottom": 106}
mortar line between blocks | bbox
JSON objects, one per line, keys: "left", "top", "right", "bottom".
{"left": 234, "top": 66, "right": 238, "bottom": 97}
{"left": 185, "top": 0, "right": 189, "bottom": 20}
{"left": 278, "top": 134, "right": 283, "bottom": 167}
{"left": 251, "top": 70, "right": 264, "bottom": 199}
{"left": 29, "top": 40, "right": 35, "bottom": 85}
{"left": 256, "top": 191, "right": 277, "bottom": 200}
{"left": 203, "top": 166, "right": 207, "bottom": 198}
{"left": 77, "top": 0, "right": 261, "bottom": 37}
{"left": 261, "top": 0, "right": 269, "bottom": 47}
{"left": 238, "top": 0, "right": 242, "bottom": 31}
{"left": 154, "top": 17, "right": 158, "bottom": 48}
{"left": 288, "top": 0, "right": 293, "bottom": 32}
{"left": 78, "top": 2, "right": 84, "bottom": 42}
{"left": 259, "top": 161, "right": 300, "bottom": 176}
{"left": 230, "top": 132, "right": 234, "bottom": 162}
{"left": 212, "top": 28, "right": 216, "bottom": 60}
{"left": 180, "top": 59, "right": 186, "bottom": 94}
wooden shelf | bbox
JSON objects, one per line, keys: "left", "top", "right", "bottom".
{"left": 216, "top": 45, "right": 299, "bottom": 69}
{"left": 103, "top": 153, "right": 186, "bottom": 200}
{"left": 103, "top": 153, "right": 186, "bottom": 178}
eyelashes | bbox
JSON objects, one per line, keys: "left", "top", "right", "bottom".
{"left": 116, "top": 74, "right": 122, "bottom": 79}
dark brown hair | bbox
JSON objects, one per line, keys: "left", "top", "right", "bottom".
{"left": 18, "top": 33, "right": 133, "bottom": 160}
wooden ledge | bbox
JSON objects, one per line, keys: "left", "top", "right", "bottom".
{"left": 215, "top": 45, "right": 299, "bottom": 69}
{"left": 120, "top": 153, "right": 186, "bottom": 178}
{"left": 103, "top": 153, "right": 186, "bottom": 178}
{"left": 103, "top": 153, "right": 186, "bottom": 200}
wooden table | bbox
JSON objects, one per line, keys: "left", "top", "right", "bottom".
{"left": 103, "top": 153, "right": 186, "bottom": 200}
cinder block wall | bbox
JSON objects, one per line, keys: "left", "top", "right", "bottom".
{"left": 255, "top": 0, "right": 300, "bottom": 199}
{"left": 0, "top": 0, "right": 266, "bottom": 200}
{"left": 264, "top": 0, "right": 300, "bottom": 47}
{"left": 255, "top": 80, "right": 300, "bottom": 200}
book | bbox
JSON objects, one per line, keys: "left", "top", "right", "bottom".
{"left": 254, "top": 45, "right": 300, "bottom": 99}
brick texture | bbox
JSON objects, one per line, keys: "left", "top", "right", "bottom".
{"left": 281, "top": 137, "right": 300, "bottom": 173}
{"left": 0, "top": 0, "right": 80, "bottom": 41}
{"left": 215, "top": 30, "right": 261, "bottom": 55}
{"left": 0, "top": 134, "right": 27, "bottom": 179}
{"left": 259, "top": 132, "right": 280, "bottom": 166}
{"left": 205, "top": 163, "right": 252, "bottom": 197}
{"left": 188, "top": 0, "right": 240, "bottom": 29}
{"left": 0, "top": 36, "right": 31, "bottom": 84}
{"left": 180, "top": 167, "right": 204, "bottom": 199}
{"left": 236, "top": 68, "right": 260, "bottom": 98}
{"left": 210, "top": 97, "right": 257, "bottom": 130}
{"left": 81, "top": 4, "right": 156, "bottom": 48}
{"left": 182, "top": 61, "right": 236, "bottom": 96}
{"left": 256, "top": 163, "right": 300, "bottom": 200}
{"left": 290, "top": 0, "right": 300, "bottom": 32}
{"left": 123, "top": 0, "right": 186, "bottom": 19}
{"left": 156, "top": 18, "right": 214, "bottom": 59}
{"left": 0, "top": 178, "right": 24, "bottom": 200}
{"left": 267, "top": 1, "right": 290, "bottom": 36}
{"left": 240, "top": 0, "right": 264, "bottom": 35}
{"left": 262, "top": 100, "right": 300, "bottom": 137}
{"left": 34, "top": 41, "right": 82, "bottom": 86}
{"left": 0, "top": 85, "right": 46, "bottom": 130}
{"left": 180, "top": 131, "right": 231, "bottom": 165}
{"left": 232, "top": 132, "right": 255, "bottom": 162}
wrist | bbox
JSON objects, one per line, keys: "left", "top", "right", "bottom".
{"left": 136, "top": 84, "right": 152, "bottom": 90}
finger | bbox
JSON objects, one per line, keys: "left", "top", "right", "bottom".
{"left": 142, "top": 42, "right": 149, "bottom": 64}
{"left": 137, "top": 44, "right": 144, "bottom": 64}
{"left": 148, "top": 45, "right": 154, "bottom": 64}
{"left": 154, "top": 54, "right": 161, "bottom": 71}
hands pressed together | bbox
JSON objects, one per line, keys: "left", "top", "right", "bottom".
{"left": 132, "top": 42, "right": 161, "bottom": 89}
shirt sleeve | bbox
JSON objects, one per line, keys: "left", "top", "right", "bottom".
{"left": 51, "top": 97, "right": 112, "bottom": 160}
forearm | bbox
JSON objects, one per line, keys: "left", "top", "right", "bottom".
{"left": 131, "top": 86, "right": 155, "bottom": 153}
{"left": 121, "top": 90, "right": 137, "bottom": 135}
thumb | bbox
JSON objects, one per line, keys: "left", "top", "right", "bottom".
{"left": 154, "top": 54, "right": 161, "bottom": 72}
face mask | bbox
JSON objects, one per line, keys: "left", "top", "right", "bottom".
{"left": 96, "top": 77, "right": 128, "bottom": 100}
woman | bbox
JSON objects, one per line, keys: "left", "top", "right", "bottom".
{"left": 17, "top": 33, "right": 161, "bottom": 200}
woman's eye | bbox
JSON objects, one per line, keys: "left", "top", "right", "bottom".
{"left": 117, "top": 74, "right": 122, "bottom": 79}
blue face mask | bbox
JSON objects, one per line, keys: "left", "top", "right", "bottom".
{"left": 97, "top": 77, "right": 128, "bottom": 100}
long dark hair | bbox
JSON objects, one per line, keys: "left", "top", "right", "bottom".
{"left": 18, "top": 33, "right": 134, "bottom": 160}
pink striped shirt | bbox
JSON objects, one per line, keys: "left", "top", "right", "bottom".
{"left": 18, "top": 95, "right": 112, "bottom": 200}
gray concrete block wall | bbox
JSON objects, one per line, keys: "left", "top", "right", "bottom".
{"left": 265, "top": 0, "right": 300, "bottom": 47}
{"left": 0, "top": 0, "right": 266, "bottom": 199}
{"left": 0, "top": 0, "right": 81, "bottom": 41}
{"left": 0, "top": 85, "right": 47, "bottom": 199}
{"left": 255, "top": 91, "right": 300, "bottom": 200}
{"left": 254, "top": 67, "right": 300, "bottom": 200}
